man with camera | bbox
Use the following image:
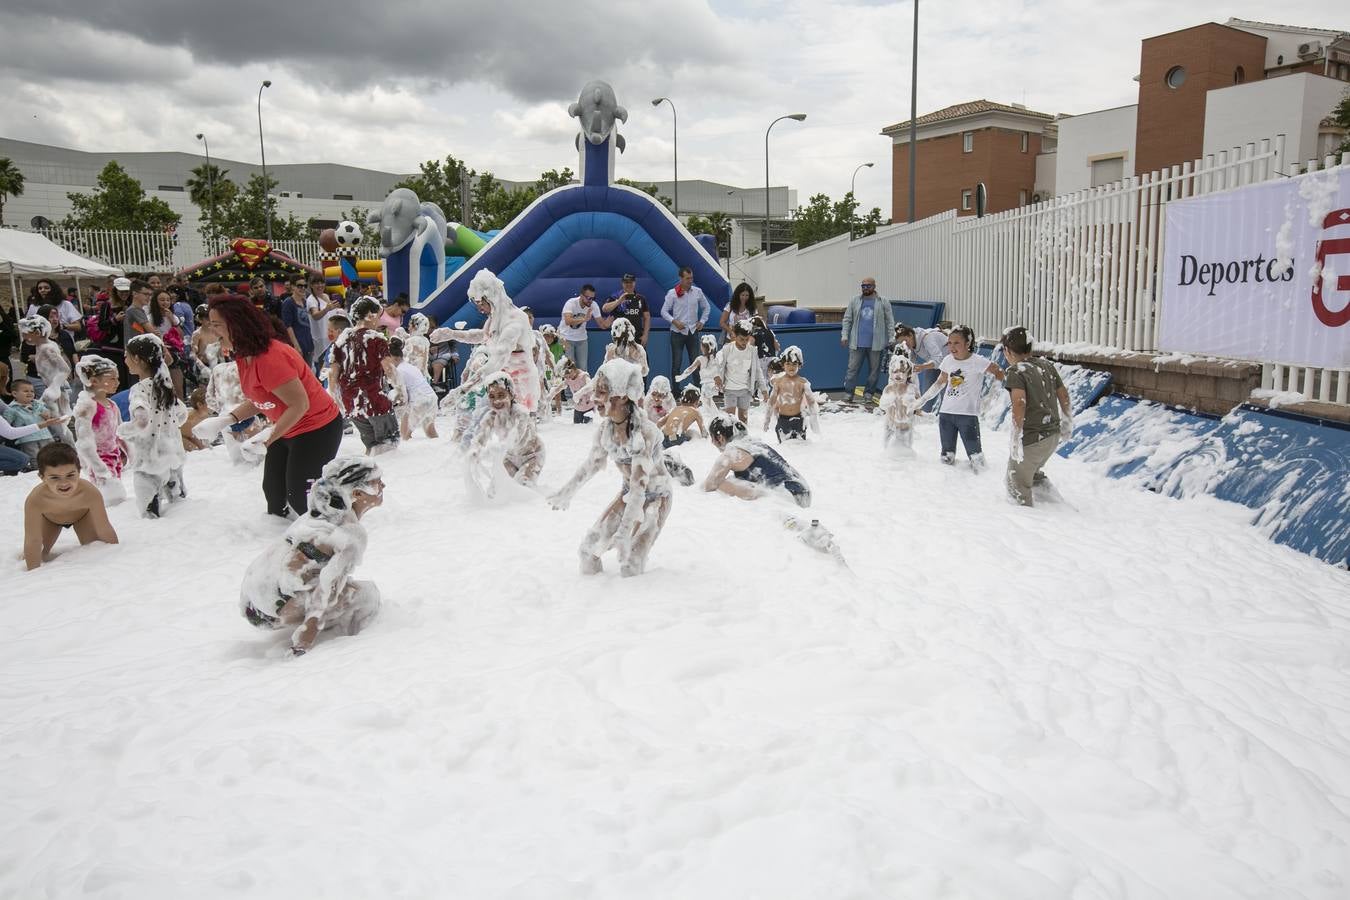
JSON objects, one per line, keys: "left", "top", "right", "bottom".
{"left": 601, "top": 273, "right": 651, "bottom": 346}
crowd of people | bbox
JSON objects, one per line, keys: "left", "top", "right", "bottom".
{"left": 7, "top": 265, "right": 1074, "bottom": 655}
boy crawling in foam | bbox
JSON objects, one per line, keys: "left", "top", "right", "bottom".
{"left": 23, "top": 442, "right": 119, "bottom": 571}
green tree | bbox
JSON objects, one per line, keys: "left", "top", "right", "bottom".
{"left": 62, "top": 161, "right": 180, "bottom": 231}
{"left": 472, "top": 173, "right": 537, "bottom": 231}
{"left": 534, "top": 168, "right": 574, "bottom": 194}
{"left": 1335, "top": 90, "right": 1350, "bottom": 155}
{"left": 394, "top": 154, "right": 475, "bottom": 222}
{"left": 0, "top": 157, "right": 24, "bottom": 227}
{"left": 615, "top": 178, "right": 672, "bottom": 208}
{"left": 337, "top": 205, "right": 379, "bottom": 242}
{"left": 789, "top": 192, "right": 847, "bottom": 248}
{"left": 210, "top": 172, "right": 308, "bottom": 241}
{"left": 187, "top": 164, "right": 238, "bottom": 241}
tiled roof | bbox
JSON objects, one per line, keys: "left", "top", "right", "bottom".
{"left": 881, "top": 100, "right": 1054, "bottom": 135}
{"left": 1226, "top": 18, "right": 1348, "bottom": 39}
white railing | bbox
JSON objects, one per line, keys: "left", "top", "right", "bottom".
{"left": 16, "top": 228, "right": 381, "bottom": 274}
{"left": 737, "top": 137, "right": 1350, "bottom": 406}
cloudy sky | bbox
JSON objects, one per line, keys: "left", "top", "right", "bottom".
{"left": 1, "top": 1, "right": 1342, "bottom": 218}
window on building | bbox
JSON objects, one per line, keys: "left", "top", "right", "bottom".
{"left": 1020, "top": 132, "right": 1029, "bottom": 153}
{"left": 157, "top": 185, "right": 184, "bottom": 192}
{"left": 961, "top": 189, "right": 972, "bottom": 210}
{"left": 1018, "top": 189, "right": 1028, "bottom": 207}
{"left": 1233, "top": 66, "right": 1245, "bottom": 84}
{"left": 1165, "top": 65, "right": 1186, "bottom": 89}
{"left": 962, "top": 132, "right": 974, "bottom": 153}
{"left": 332, "top": 194, "right": 353, "bottom": 201}
{"left": 1090, "top": 156, "right": 1125, "bottom": 187}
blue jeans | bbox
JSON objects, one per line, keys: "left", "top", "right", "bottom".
{"left": 563, "top": 338, "right": 588, "bottom": 373}
{"left": 844, "top": 348, "right": 885, "bottom": 397}
{"left": 670, "top": 331, "right": 700, "bottom": 385}
{"left": 938, "top": 413, "right": 982, "bottom": 459}
{"left": 0, "top": 444, "right": 33, "bottom": 474}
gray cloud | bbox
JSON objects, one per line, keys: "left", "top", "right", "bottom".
{"left": 4, "top": 1, "right": 736, "bottom": 101}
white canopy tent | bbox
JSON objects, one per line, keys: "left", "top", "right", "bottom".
{"left": 0, "top": 228, "right": 123, "bottom": 320}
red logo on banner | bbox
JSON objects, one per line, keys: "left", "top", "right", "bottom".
{"left": 231, "top": 238, "right": 271, "bottom": 270}
{"left": 1313, "top": 208, "right": 1350, "bottom": 328}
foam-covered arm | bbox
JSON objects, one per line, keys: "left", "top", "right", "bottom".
{"left": 676, "top": 358, "right": 700, "bottom": 382}
{"left": 72, "top": 396, "right": 111, "bottom": 482}
{"left": 916, "top": 374, "right": 946, "bottom": 408}
{"left": 430, "top": 325, "right": 485, "bottom": 345}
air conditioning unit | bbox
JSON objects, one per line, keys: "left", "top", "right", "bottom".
{"left": 1031, "top": 192, "right": 1048, "bottom": 203}
{"left": 1298, "top": 41, "right": 1323, "bottom": 58}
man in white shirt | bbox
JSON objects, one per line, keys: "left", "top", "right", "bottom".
{"left": 558, "top": 284, "right": 611, "bottom": 372}
{"left": 306, "top": 275, "right": 345, "bottom": 370}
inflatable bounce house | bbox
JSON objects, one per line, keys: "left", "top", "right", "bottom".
{"left": 369, "top": 79, "right": 730, "bottom": 328}
{"left": 177, "top": 238, "right": 321, "bottom": 288}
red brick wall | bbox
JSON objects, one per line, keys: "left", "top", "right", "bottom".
{"left": 890, "top": 127, "right": 1041, "bottom": 222}
{"left": 1135, "top": 24, "right": 1267, "bottom": 176}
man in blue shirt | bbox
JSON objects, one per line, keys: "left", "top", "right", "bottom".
{"left": 839, "top": 276, "right": 894, "bottom": 404}
{"left": 660, "top": 266, "right": 711, "bottom": 384}
{"left": 281, "top": 277, "right": 316, "bottom": 364}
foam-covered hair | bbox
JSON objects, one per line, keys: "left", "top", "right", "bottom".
{"left": 708, "top": 412, "right": 749, "bottom": 444}
{"left": 539, "top": 323, "right": 557, "bottom": 335}
{"left": 307, "top": 457, "right": 383, "bottom": 522}
{"left": 700, "top": 334, "right": 718, "bottom": 351}
{"left": 467, "top": 269, "right": 509, "bottom": 309}
{"left": 780, "top": 345, "right": 804, "bottom": 366}
{"left": 481, "top": 370, "right": 515, "bottom": 396}
{"left": 18, "top": 315, "right": 51, "bottom": 338}
{"left": 75, "top": 354, "right": 118, "bottom": 387}
{"left": 647, "top": 375, "right": 671, "bottom": 396}
{"left": 732, "top": 320, "right": 753, "bottom": 336}
{"left": 679, "top": 385, "right": 702, "bottom": 405}
{"left": 889, "top": 353, "right": 914, "bottom": 377}
{"left": 350, "top": 297, "right": 382, "bottom": 321}
{"left": 408, "top": 313, "right": 430, "bottom": 336}
{"left": 610, "top": 318, "right": 635, "bottom": 341}
{"left": 594, "top": 358, "right": 645, "bottom": 402}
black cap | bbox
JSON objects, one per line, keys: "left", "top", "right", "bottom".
{"left": 621, "top": 273, "right": 636, "bottom": 282}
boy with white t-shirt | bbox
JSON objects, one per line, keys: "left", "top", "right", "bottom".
{"left": 388, "top": 337, "right": 438, "bottom": 440}
{"left": 916, "top": 325, "right": 1004, "bottom": 469}
{"left": 714, "top": 320, "right": 764, "bottom": 424}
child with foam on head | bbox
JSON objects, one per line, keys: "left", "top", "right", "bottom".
{"left": 331, "top": 298, "right": 400, "bottom": 456}
{"left": 2, "top": 379, "right": 61, "bottom": 460}
{"left": 762, "top": 345, "right": 820, "bottom": 442}
{"left": 239, "top": 457, "right": 384, "bottom": 657}
{"left": 878, "top": 351, "right": 923, "bottom": 455}
{"left": 658, "top": 386, "right": 707, "bottom": 448}
{"left": 387, "top": 337, "right": 439, "bottom": 441}
{"left": 71, "top": 355, "right": 127, "bottom": 504}
{"left": 603, "top": 317, "right": 649, "bottom": 376}
{"left": 552, "top": 357, "right": 596, "bottom": 424}
{"left": 915, "top": 325, "right": 1005, "bottom": 470}
{"left": 445, "top": 345, "right": 492, "bottom": 445}
{"left": 119, "top": 333, "right": 189, "bottom": 518}
{"left": 703, "top": 413, "right": 812, "bottom": 508}
{"left": 714, "top": 320, "right": 764, "bottom": 425}
{"left": 17, "top": 315, "right": 74, "bottom": 443}
{"left": 1000, "top": 326, "right": 1073, "bottom": 506}
{"left": 677, "top": 333, "right": 722, "bottom": 403}
{"left": 401, "top": 313, "right": 433, "bottom": 377}
{"left": 22, "top": 442, "right": 119, "bottom": 571}
{"left": 465, "top": 371, "right": 546, "bottom": 498}
{"left": 645, "top": 376, "right": 675, "bottom": 425}
{"left": 203, "top": 342, "right": 266, "bottom": 465}
{"left": 549, "top": 359, "right": 672, "bottom": 577}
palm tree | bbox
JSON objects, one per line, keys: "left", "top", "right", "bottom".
{"left": 706, "top": 211, "right": 732, "bottom": 258}
{"left": 0, "top": 157, "right": 25, "bottom": 227}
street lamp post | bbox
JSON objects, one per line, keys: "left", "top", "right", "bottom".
{"left": 849, "top": 161, "right": 874, "bottom": 239}
{"left": 195, "top": 133, "right": 216, "bottom": 239}
{"left": 724, "top": 189, "right": 747, "bottom": 279}
{"left": 909, "top": 0, "right": 919, "bottom": 223}
{"left": 651, "top": 97, "right": 678, "bottom": 217}
{"left": 257, "top": 79, "right": 273, "bottom": 243}
{"left": 764, "top": 113, "right": 807, "bottom": 254}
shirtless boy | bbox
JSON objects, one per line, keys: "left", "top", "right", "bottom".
{"left": 22, "top": 442, "right": 119, "bottom": 571}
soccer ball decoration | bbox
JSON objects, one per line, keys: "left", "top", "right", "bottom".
{"left": 334, "top": 220, "right": 363, "bottom": 247}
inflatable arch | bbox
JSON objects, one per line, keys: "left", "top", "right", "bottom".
{"left": 372, "top": 80, "right": 730, "bottom": 328}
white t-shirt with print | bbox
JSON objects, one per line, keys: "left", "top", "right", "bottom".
{"left": 558, "top": 296, "right": 603, "bottom": 342}
{"left": 938, "top": 353, "right": 990, "bottom": 417}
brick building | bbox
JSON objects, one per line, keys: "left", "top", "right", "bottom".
{"left": 881, "top": 101, "right": 1054, "bottom": 222}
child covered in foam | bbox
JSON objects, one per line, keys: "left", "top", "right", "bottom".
{"left": 71, "top": 355, "right": 127, "bottom": 505}
{"left": 465, "top": 370, "right": 545, "bottom": 498}
{"left": 239, "top": 457, "right": 385, "bottom": 657}
{"left": 119, "top": 333, "right": 189, "bottom": 518}
{"left": 879, "top": 351, "right": 923, "bottom": 455}
{"left": 549, "top": 359, "right": 672, "bottom": 577}
{"left": 762, "top": 345, "right": 820, "bottom": 442}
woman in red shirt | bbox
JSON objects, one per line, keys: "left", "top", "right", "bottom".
{"left": 207, "top": 294, "right": 343, "bottom": 517}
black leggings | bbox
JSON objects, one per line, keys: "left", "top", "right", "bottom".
{"left": 261, "top": 414, "right": 344, "bottom": 517}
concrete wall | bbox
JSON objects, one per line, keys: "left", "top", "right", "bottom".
{"left": 1054, "top": 105, "right": 1138, "bottom": 194}
{"left": 1203, "top": 73, "right": 1347, "bottom": 165}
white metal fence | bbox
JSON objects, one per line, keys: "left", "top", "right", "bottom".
{"left": 736, "top": 137, "right": 1350, "bottom": 405}
{"left": 13, "top": 229, "right": 381, "bottom": 274}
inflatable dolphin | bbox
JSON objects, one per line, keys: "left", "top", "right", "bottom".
{"left": 569, "top": 80, "right": 627, "bottom": 153}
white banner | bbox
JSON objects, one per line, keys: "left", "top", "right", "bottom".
{"left": 1160, "top": 167, "right": 1350, "bottom": 369}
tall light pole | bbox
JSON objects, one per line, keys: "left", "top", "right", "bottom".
{"left": 908, "top": 0, "right": 919, "bottom": 223}
{"left": 850, "top": 161, "right": 874, "bottom": 239}
{"left": 725, "top": 189, "right": 746, "bottom": 279}
{"left": 651, "top": 97, "right": 678, "bottom": 217}
{"left": 195, "top": 133, "right": 216, "bottom": 240}
{"left": 765, "top": 113, "right": 807, "bottom": 254}
{"left": 257, "top": 79, "right": 273, "bottom": 243}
